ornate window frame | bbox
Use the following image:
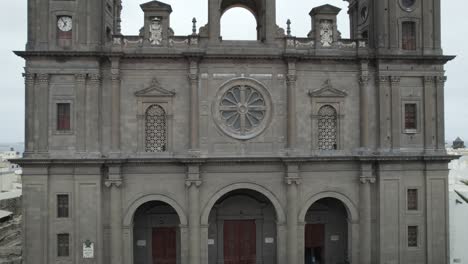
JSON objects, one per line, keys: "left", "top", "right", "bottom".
{"left": 135, "top": 78, "right": 175, "bottom": 154}
{"left": 309, "top": 80, "right": 347, "bottom": 151}
{"left": 52, "top": 96, "right": 74, "bottom": 135}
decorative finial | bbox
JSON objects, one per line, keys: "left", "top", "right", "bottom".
{"left": 286, "top": 19, "right": 291, "bottom": 36}
{"left": 192, "top": 17, "right": 197, "bottom": 35}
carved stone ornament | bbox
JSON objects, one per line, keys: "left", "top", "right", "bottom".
{"left": 308, "top": 80, "right": 347, "bottom": 98}
{"left": 135, "top": 78, "right": 175, "bottom": 97}
{"left": 320, "top": 20, "right": 334, "bottom": 47}
{"left": 212, "top": 78, "right": 273, "bottom": 140}
{"left": 104, "top": 179, "right": 123, "bottom": 188}
{"left": 360, "top": 176, "right": 376, "bottom": 184}
{"left": 149, "top": 17, "right": 163, "bottom": 45}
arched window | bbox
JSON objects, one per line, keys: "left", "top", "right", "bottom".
{"left": 145, "top": 104, "right": 167, "bottom": 152}
{"left": 221, "top": 7, "right": 258, "bottom": 40}
{"left": 318, "top": 105, "right": 338, "bottom": 150}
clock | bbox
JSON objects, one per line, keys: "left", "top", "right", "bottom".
{"left": 57, "top": 16, "right": 73, "bottom": 32}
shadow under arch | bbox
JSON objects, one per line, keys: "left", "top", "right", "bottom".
{"left": 123, "top": 193, "right": 188, "bottom": 227}
{"left": 299, "top": 191, "right": 359, "bottom": 223}
{"left": 200, "top": 182, "right": 286, "bottom": 225}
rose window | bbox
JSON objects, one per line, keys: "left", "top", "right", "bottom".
{"left": 213, "top": 79, "right": 272, "bottom": 140}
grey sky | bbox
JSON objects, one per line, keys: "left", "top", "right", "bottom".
{"left": 0, "top": 0, "right": 466, "bottom": 144}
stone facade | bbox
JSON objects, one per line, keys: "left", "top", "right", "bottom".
{"left": 14, "top": 0, "right": 455, "bottom": 263}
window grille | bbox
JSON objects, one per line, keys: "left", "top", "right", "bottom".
{"left": 402, "top": 21, "right": 416, "bottom": 50}
{"left": 57, "top": 194, "right": 69, "bottom": 218}
{"left": 404, "top": 103, "right": 417, "bottom": 130}
{"left": 145, "top": 104, "right": 167, "bottom": 152}
{"left": 408, "top": 226, "right": 418, "bottom": 247}
{"left": 57, "top": 233, "right": 70, "bottom": 257}
{"left": 57, "top": 103, "right": 71, "bottom": 131}
{"left": 407, "top": 189, "right": 418, "bottom": 210}
{"left": 318, "top": 105, "right": 338, "bottom": 150}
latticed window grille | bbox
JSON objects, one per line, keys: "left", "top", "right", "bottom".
{"left": 407, "top": 226, "right": 418, "bottom": 247}
{"left": 145, "top": 104, "right": 167, "bottom": 152}
{"left": 318, "top": 105, "right": 338, "bottom": 150}
{"left": 57, "top": 233, "right": 70, "bottom": 257}
{"left": 407, "top": 189, "right": 418, "bottom": 210}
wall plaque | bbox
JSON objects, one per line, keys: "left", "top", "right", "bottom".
{"left": 83, "top": 240, "right": 94, "bottom": 259}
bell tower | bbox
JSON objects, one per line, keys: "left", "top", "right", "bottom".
{"left": 26, "top": 0, "right": 114, "bottom": 51}
{"left": 370, "top": 0, "right": 442, "bottom": 54}
{"left": 207, "top": 0, "right": 277, "bottom": 43}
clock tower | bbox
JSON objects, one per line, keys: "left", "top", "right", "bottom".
{"left": 26, "top": 0, "right": 114, "bottom": 51}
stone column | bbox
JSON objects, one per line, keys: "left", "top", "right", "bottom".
{"left": 286, "top": 60, "right": 297, "bottom": 150}
{"left": 359, "top": 73, "right": 370, "bottom": 149}
{"left": 75, "top": 73, "right": 87, "bottom": 152}
{"left": 87, "top": 73, "right": 101, "bottom": 153}
{"left": 111, "top": 58, "right": 121, "bottom": 153}
{"left": 285, "top": 163, "right": 300, "bottom": 264}
{"left": 24, "top": 71, "right": 35, "bottom": 154}
{"left": 390, "top": 76, "right": 401, "bottom": 150}
{"left": 37, "top": 74, "right": 49, "bottom": 153}
{"left": 188, "top": 59, "right": 200, "bottom": 151}
{"left": 378, "top": 76, "right": 391, "bottom": 150}
{"left": 359, "top": 163, "right": 375, "bottom": 264}
{"left": 105, "top": 165, "right": 123, "bottom": 264}
{"left": 186, "top": 165, "right": 202, "bottom": 264}
{"left": 435, "top": 76, "right": 447, "bottom": 151}
{"left": 423, "top": 76, "right": 436, "bottom": 152}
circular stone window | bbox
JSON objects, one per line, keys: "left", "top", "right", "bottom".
{"left": 212, "top": 78, "right": 272, "bottom": 140}
{"left": 400, "top": 0, "right": 416, "bottom": 11}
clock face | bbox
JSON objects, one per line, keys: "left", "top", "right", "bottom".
{"left": 401, "top": 0, "right": 416, "bottom": 8}
{"left": 57, "top": 16, "right": 73, "bottom": 32}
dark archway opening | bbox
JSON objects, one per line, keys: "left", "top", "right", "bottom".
{"left": 133, "top": 201, "right": 181, "bottom": 264}
{"left": 207, "top": 189, "right": 277, "bottom": 264}
{"left": 304, "top": 198, "right": 349, "bottom": 264}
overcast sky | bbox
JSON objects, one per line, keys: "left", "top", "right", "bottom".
{"left": 0, "top": 0, "right": 466, "bottom": 144}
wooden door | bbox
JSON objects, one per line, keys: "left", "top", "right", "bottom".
{"left": 305, "top": 224, "right": 325, "bottom": 264}
{"left": 224, "top": 220, "right": 256, "bottom": 264}
{"left": 152, "top": 227, "right": 176, "bottom": 264}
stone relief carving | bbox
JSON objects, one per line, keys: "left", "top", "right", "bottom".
{"left": 320, "top": 19, "right": 333, "bottom": 47}
{"left": 149, "top": 17, "right": 163, "bottom": 45}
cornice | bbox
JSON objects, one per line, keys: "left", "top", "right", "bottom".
{"left": 10, "top": 154, "right": 459, "bottom": 166}
{"left": 14, "top": 50, "right": 456, "bottom": 64}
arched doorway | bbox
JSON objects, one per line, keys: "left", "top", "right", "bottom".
{"left": 206, "top": 189, "right": 278, "bottom": 264}
{"left": 133, "top": 201, "right": 182, "bottom": 264}
{"left": 303, "top": 198, "right": 349, "bottom": 264}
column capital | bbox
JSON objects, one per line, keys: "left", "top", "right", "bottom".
{"left": 75, "top": 73, "right": 87, "bottom": 81}
{"left": 285, "top": 177, "right": 301, "bottom": 185}
{"left": 378, "top": 76, "right": 390, "bottom": 83}
{"left": 436, "top": 76, "right": 447, "bottom": 84}
{"left": 111, "top": 74, "right": 120, "bottom": 81}
{"left": 37, "top": 73, "right": 49, "bottom": 83}
{"left": 286, "top": 74, "right": 297, "bottom": 83}
{"left": 424, "top": 76, "right": 436, "bottom": 83}
{"left": 23, "top": 72, "right": 35, "bottom": 81}
{"left": 185, "top": 180, "right": 202, "bottom": 188}
{"left": 188, "top": 73, "right": 198, "bottom": 81}
{"left": 390, "top": 76, "right": 401, "bottom": 84}
{"left": 88, "top": 73, "right": 102, "bottom": 81}
{"left": 105, "top": 179, "right": 123, "bottom": 188}
{"left": 360, "top": 176, "right": 376, "bottom": 184}
{"left": 359, "top": 75, "right": 369, "bottom": 85}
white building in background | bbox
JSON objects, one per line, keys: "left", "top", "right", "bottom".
{"left": 448, "top": 140, "right": 468, "bottom": 264}
{"left": 0, "top": 148, "right": 22, "bottom": 192}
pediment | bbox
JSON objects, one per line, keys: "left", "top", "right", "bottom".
{"left": 310, "top": 4, "right": 341, "bottom": 16}
{"left": 135, "top": 78, "right": 175, "bottom": 97}
{"left": 308, "top": 80, "right": 347, "bottom": 98}
{"left": 140, "top": 0, "right": 173, "bottom": 12}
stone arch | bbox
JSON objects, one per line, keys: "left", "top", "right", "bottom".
{"left": 200, "top": 182, "right": 286, "bottom": 225}
{"left": 299, "top": 191, "right": 358, "bottom": 223}
{"left": 123, "top": 193, "right": 188, "bottom": 227}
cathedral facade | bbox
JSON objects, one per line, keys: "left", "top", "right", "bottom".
{"left": 15, "top": 0, "right": 454, "bottom": 263}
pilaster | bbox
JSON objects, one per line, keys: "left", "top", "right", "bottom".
{"left": 286, "top": 59, "right": 297, "bottom": 151}
{"left": 105, "top": 165, "right": 123, "bottom": 264}
{"left": 75, "top": 73, "right": 87, "bottom": 152}
{"left": 359, "top": 162, "right": 375, "bottom": 264}
{"left": 359, "top": 61, "right": 370, "bottom": 150}
{"left": 87, "top": 73, "right": 102, "bottom": 154}
{"left": 424, "top": 76, "right": 436, "bottom": 152}
{"left": 378, "top": 76, "right": 391, "bottom": 150}
{"left": 435, "top": 76, "right": 447, "bottom": 151}
{"left": 24, "top": 71, "right": 35, "bottom": 154}
{"left": 37, "top": 73, "right": 49, "bottom": 153}
{"left": 186, "top": 164, "right": 202, "bottom": 264}
{"left": 110, "top": 57, "right": 121, "bottom": 153}
{"left": 188, "top": 58, "right": 200, "bottom": 152}
{"left": 390, "top": 76, "right": 401, "bottom": 150}
{"left": 285, "top": 163, "right": 300, "bottom": 264}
